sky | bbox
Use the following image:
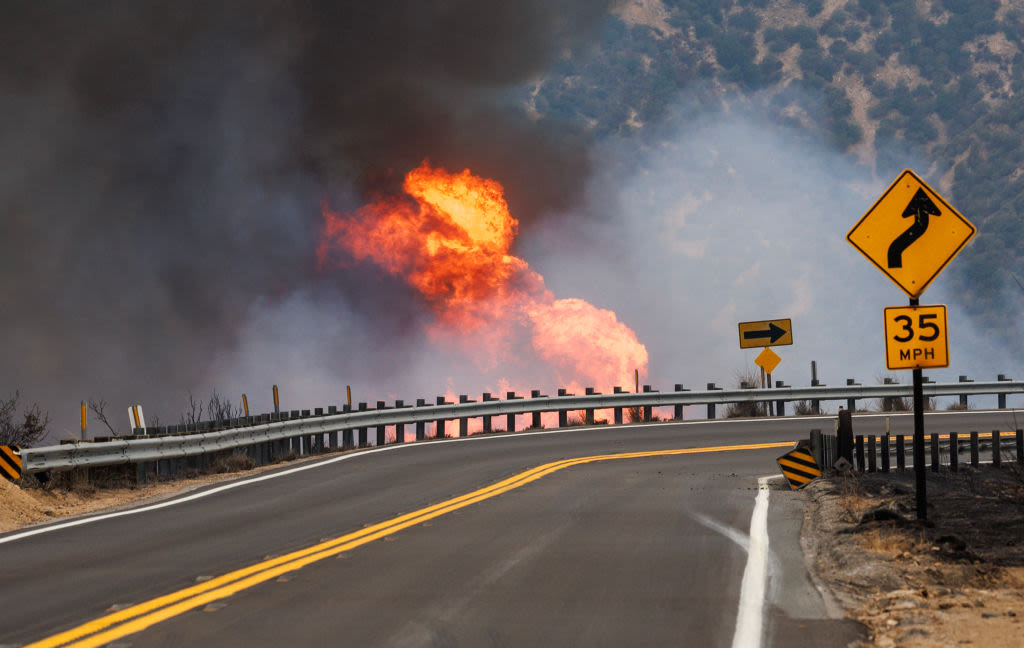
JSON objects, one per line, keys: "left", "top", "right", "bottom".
{"left": 3, "top": 2, "right": 1020, "bottom": 441}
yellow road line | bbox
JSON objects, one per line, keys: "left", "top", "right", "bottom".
{"left": 26, "top": 440, "right": 793, "bottom": 648}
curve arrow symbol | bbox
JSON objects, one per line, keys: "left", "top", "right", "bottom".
{"left": 887, "top": 188, "right": 940, "bottom": 269}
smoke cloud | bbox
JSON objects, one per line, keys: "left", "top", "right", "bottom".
{"left": 518, "top": 94, "right": 1023, "bottom": 412}
{"left": 1, "top": 1, "right": 612, "bottom": 438}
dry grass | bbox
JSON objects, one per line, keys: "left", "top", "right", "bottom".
{"left": 725, "top": 369, "right": 768, "bottom": 418}
{"left": 792, "top": 400, "right": 816, "bottom": 415}
{"left": 567, "top": 411, "right": 589, "bottom": 426}
{"left": 855, "top": 526, "right": 929, "bottom": 558}
{"left": 209, "top": 453, "right": 256, "bottom": 474}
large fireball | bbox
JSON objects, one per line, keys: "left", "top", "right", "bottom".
{"left": 318, "top": 161, "right": 648, "bottom": 393}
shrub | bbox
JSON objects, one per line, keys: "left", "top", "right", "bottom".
{"left": 725, "top": 370, "right": 768, "bottom": 418}
{"left": 0, "top": 391, "right": 49, "bottom": 447}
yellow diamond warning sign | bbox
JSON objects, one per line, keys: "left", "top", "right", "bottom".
{"left": 847, "top": 169, "right": 975, "bottom": 299}
{"left": 755, "top": 347, "right": 782, "bottom": 374}
{"left": 883, "top": 304, "right": 949, "bottom": 370}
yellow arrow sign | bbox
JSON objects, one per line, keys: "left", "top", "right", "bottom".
{"left": 847, "top": 169, "right": 975, "bottom": 298}
{"left": 738, "top": 318, "right": 793, "bottom": 349}
{"left": 755, "top": 347, "right": 782, "bottom": 374}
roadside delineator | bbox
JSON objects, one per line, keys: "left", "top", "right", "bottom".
{"left": 0, "top": 445, "right": 22, "bottom": 481}
{"left": 777, "top": 443, "right": 821, "bottom": 490}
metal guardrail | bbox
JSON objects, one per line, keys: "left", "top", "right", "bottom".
{"left": 21, "top": 380, "right": 1024, "bottom": 474}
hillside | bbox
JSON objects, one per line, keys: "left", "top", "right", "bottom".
{"left": 533, "top": 0, "right": 1024, "bottom": 343}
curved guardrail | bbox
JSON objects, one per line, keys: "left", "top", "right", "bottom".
{"left": 21, "top": 379, "right": 1024, "bottom": 474}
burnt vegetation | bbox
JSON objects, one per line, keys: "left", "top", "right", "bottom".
{"left": 0, "top": 391, "right": 50, "bottom": 446}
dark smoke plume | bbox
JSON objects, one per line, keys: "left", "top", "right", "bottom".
{"left": 0, "top": 1, "right": 612, "bottom": 437}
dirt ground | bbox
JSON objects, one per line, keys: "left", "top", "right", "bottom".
{"left": 803, "top": 466, "right": 1024, "bottom": 647}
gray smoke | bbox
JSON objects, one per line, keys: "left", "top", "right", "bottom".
{"left": 518, "top": 94, "right": 1022, "bottom": 412}
{"left": 1, "top": 1, "right": 613, "bottom": 438}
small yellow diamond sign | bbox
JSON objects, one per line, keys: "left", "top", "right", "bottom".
{"left": 847, "top": 169, "right": 975, "bottom": 298}
{"left": 755, "top": 347, "right": 782, "bottom": 374}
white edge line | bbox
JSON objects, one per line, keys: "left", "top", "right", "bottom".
{"left": 731, "top": 475, "right": 778, "bottom": 648}
{"left": 2, "top": 417, "right": 791, "bottom": 545}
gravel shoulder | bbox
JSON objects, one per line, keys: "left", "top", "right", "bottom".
{"left": 802, "top": 466, "right": 1024, "bottom": 647}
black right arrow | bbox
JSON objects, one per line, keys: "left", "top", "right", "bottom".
{"left": 743, "top": 323, "right": 788, "bottom": 343}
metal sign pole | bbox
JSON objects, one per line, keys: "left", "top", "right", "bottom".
{"left": 910, "top": 296, "right": 927, "bottom": 520}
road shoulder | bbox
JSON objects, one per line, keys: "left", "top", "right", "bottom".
{"left": 801, "top": 469, "right": 1024, "bottom": 648}
{"left": 764, "top": 477, "right": 866, "bottom": 647}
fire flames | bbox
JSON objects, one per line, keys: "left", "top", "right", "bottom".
{"left": 318, "top": 161, "right": 648, "bottom": 399}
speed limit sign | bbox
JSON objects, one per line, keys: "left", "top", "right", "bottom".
{"left": 883, "top": 304, "right": 949, "bottom": 370}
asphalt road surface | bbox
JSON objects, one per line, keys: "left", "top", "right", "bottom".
{"left": 2, "top": 410, "right": 1017, "bottom": 647}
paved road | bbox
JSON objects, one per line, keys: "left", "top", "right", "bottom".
{"left": 1, "top": 411, "right": 1015, "bottom": 647}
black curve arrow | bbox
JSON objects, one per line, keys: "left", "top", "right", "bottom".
{"left": 887, "top": 188, "right": 940, "bottom": 269}
{"left": 743, "top": 323, "right": 788, "bottom": 343}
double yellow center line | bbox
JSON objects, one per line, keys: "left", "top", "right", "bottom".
{"left": 26, "top": 440, "right": 793, "bottom": 648}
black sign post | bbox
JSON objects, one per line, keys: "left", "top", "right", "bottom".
{"left": 909, "top": 297, "right": 927, "bottom": 519}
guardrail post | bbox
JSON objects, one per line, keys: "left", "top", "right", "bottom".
{"left": 846, "top": 379, "right": 859, "bottom": 412}
{"left": 959, "top": 375, "right": 972, "bottom": 409}
{"left": 357, "top": 403, "right": 368, "bottom": 447}
{"left": 506, "top": 392, "right": 518, "bottom": 433}
{"left": 642, "top": 385, "right": 653, "bottom": 421}
{"left": 998, "top": 374, "right": 1010, "bottom": 409}
{"left": 706, "top": 383, "right": 718, "bottom": 419}
{"left": 855, "top": 435, "right": 865, "bottom": 471}
{"left": 435, "top": 396, "right": 448, "bottom": 439}
{"left": 482, "top": 393, "right": 493, "bottom": 433}
{"left": 394, "top": 400, "right": 405, "bottom": 443}
{"left": 775, "top": 380, "right": 786, "bottom": 416}
{"left": 930, "top": 433, "right": 940, "bottom": 471}
{"left": 970, "top": 431, "right": 979, "bottom": 467}
{"left": 585, "top": 388, "right": 596, "bottom": 424}
{"left": 375, "top": 401, "right": 387, "bottom": 445}
{"left": 342, "top": 404, "right": 353, "bottom": 448}
{"left": 837, "top": 409, "right": 854, "bottom": 464}
{"left": 1017, "top": 429, "right": 1023, "bottom": 464}
{"left": 674, "top": 384, "right": 688, "bottom": 420}
{"left": 557, "top": 389, "right": 568, "bottom": 427}
{"left": 313, "top": 408, "right": 324, "bottom": 452}
{"left": 459, "top": 395, "right": 470, "bottom": 437}
{"left": 868, "top": 435, "right": 877, "bottom": 472}
{"left": 881, "top": 434, "right": 890, "bottom": 472}
{"left": 328, "top": 406, "right": 338, "bottom": 449}
{"left": 613, "top": 387, "right": 623, "bottom": 424}
{"left": 992, "top": 429, "right": 1001, "bottom": 467}
{"left": 950, "top": 433, "right": 958, "bottom": 472}
{"left": 809, "top": 429, "right": 823, "bottom": 467}
{"left": 531, "top": 390, "right": 542, "bottom": 429}
{"left": 896, "top": 435, "right": 906, "bottom": 470}
{"left": 415, "top": 399, "right": 426, "bottom": 440}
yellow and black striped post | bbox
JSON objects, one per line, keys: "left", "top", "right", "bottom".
{"left": 777, "top": 443, "right": 821, "bottom": 490}
{"left": 0, "top": 445, "right": 22, "bottom": 481}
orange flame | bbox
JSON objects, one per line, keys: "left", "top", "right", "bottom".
{"left": 319, "top": 161, "right": 648, "bottom": 393}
